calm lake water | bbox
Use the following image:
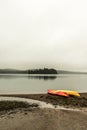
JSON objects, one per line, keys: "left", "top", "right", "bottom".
{"left": 0, "top": 74, "right": 87, "bottom": 94}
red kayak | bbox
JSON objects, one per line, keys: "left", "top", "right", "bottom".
{"left": 48, "top": 90, "right": 69, "bottom": 97}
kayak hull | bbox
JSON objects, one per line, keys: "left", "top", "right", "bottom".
{"left": 48, "top": 90, "right": 69, "bottom": 97}
{"left": 48, "top": 90, "right": 80, "bottom": 97}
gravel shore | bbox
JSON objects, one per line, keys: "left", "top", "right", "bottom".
{"left": 0, "top": 93, "right": 87, "bottom": 130}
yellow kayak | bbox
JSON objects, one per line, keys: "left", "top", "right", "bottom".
{"left": 59, "top": 90, "right": 80, "bottom": 97}
{"left": 48, "top": 90, "right": 80, "bottom": 97}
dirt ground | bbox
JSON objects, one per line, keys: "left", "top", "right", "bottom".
{"left": 1, "top": 93, "right": 87, "bottom": 108}
{"left": 0, "top": 107, "right": 87, "bottom": 130}
{"left": 0, "top": 93, "right": 87, "bottom": 130}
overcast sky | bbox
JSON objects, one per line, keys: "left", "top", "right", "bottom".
{"left": 0, "top": 0, "right": 87, "bottom": 71}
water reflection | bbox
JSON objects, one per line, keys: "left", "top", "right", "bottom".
{"left": 28, "top": 75, "right": 57, "bottom": 80}
{"left": 0, "top": 74, "right": 57, "bottom": 80}
{"left": 0, "top": 74, "right": 26, "bottom": 79}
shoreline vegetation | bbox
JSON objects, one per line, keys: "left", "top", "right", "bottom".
{"left": 0, "top": 68, "right": 87, "bottom": 74}
{"left": 0, "top": 101, "right": 38, "bottom": 112}
{"left": 0, "top": 93, "right": 87, "bottom": 111}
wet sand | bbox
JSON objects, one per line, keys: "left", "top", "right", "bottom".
{"left": 0, "top": 107, "right": 87, "bottom": 130}
{"left": 0, "top": 93, "right": 87, "bottom": 130}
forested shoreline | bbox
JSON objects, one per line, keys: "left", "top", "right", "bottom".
{"left": 0, "top": 68, "right": 57, "bottom": 74}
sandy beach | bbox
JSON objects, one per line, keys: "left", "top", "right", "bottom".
{"left": 0, "top": 93, "right": 87, "bottom": 130}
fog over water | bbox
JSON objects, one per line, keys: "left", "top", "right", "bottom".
{"left": 0, "top": 0, "right": 87, "bottom": 71}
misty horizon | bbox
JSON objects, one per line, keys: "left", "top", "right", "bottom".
{"left": 0, "top": 0, "right": 87, "bottom": 72}
{"left": 0, "top": 67, "right": 87, "bottom": 73}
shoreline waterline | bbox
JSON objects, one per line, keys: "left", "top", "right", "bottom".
{"left": 0, "top": 93, "right": 87, "bottom": 109}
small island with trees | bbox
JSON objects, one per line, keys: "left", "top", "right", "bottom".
{"left": 28, "top": 68, "right": 57, "bottom": 74}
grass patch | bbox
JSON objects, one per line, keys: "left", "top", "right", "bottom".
{"left": 34, "top": 94, "right": 87, "bottom": 108}
{"left": 45, "top": 94, "right": 87, "bottom": 107}
{"left": 0, "top": 101, "right": 38, "bottom": 111}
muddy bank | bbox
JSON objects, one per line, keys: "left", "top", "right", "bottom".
{"left": 1, "top": 93, "right": 87, "bottom": 108}
{"left": 0, "top": 100, "right": 38, "bottom": 112}
{"left": 0, "top": 93, "right": 87, "bottom": 130}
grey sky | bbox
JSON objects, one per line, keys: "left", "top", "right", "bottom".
{"left": 0, "top": 0, "right": 87, "bottom": 71}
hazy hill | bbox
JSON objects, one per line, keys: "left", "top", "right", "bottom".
{"left": 57, "top": 70, "right": 87, "bottom": 74}
{"left": 0, "top": 69, "right": 87, "bottom": 74}
{"left": 0, "top": 69, "right": 27, "bottom": 74}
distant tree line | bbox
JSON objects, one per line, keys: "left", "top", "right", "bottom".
{"left": 28, "top": 68, "right": 57, "bottom": 74}
{"left": 0, "top": 68, "right": 57, "bottom": 74}
{"left": 0, "top": 68, "right": 87, "bottom": 75}
{"left": 0, "top": 69, "right": 27, "bottom": 74}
